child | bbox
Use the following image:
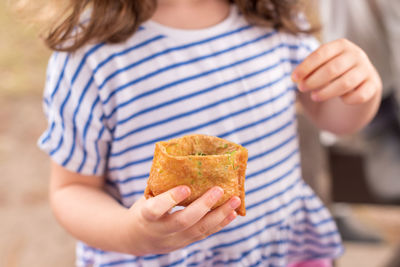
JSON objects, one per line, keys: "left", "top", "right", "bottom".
{"left": 38, "top": 0, "right": 382, "bottom": 266}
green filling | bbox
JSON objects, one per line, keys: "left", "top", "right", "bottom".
{"left": 227, "top": 150, "right": 237, "bottom": 169}
{"left": 197, "top": 161, "right": 202, "bottom": 177}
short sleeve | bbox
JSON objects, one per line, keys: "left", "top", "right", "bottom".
{"left": 38, "top": 50, "right": 112, "bottom": 176}
{"left": 277, "top": 32, "right": 320, "bottom": 95}
{"left": 290, "top": 34, "right": 320, "bottom": 67}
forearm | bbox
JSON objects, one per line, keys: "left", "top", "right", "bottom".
{"left": 382, "top": 0, "right": 400, "bottom": 94}
{"left": 49, "top": 162, "right": 237, "bottom": 257}
{"left": 50, "top": 183, "right": 133, "bottom": 254}
{"left": 51, "top": 175, "right": 239, "bottom": 257}
{"left": 298, "top": 89, "right": 381, "bottom": 135}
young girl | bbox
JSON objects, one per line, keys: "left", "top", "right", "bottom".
{"left": 38, "top": 0, "right": 382, "bottom": 266}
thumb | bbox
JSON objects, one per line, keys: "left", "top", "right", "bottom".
{"left": 140, "top": 186, "right": 191, "bottom": 222}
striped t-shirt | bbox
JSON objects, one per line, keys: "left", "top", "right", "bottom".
{"left": 39, "top": 6, "right": 343, "bottom": 267}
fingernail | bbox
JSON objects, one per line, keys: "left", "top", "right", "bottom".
{"left": 229, "top": 197, "right": 241, "bottom": 209}
{"left": 297, "top": 83, "right": 305, "bottom": 92}
{"left": 178, "top": 186, "right": 191, "bottom": 197}
{"left": 292, "top": 72, "right": 298, "bottom": 82}
{"left": 227, "top": 211, "right": 237, "bottom": 221}
{"left": 211, "top": 187, "right": 224, "bottom": 200}
{"left": 311, "top": 93, "right": 320, "bottom": 101}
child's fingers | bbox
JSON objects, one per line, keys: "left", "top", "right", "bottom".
{"left": 341, "top": 80, "right": 377, "bottom": 105}
{"left": 292, "top": 39, "right": 351, "bottom": 82}
{"left": 298, "top": 52, "right": 357, "bottom": 92}
{"left": 206, "top": 210, "right": 237, "bottom": 235}
{"left": 182, "top": 196, "right": 240, "bottom": 242}
{"left": 163, "top": 186, "right": 224, "bottom": 233}
{"left": 140, "top": 186, "right": 191, "bottom": 222}
{"left": 310, "top": 65, "right": 367, "bottom": 102}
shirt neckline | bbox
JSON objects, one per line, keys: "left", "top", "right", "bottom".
{"left": 143, "top": 5, "right": 239, "bottom": 40}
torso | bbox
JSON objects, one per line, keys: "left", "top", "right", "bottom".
{"left": 66, "top": 6, "right": 343, "bottom": 266}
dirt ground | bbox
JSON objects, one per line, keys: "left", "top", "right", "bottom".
{"left": 1, "top": 2, "right": 399, "bottom": 267}
{"left": 0, "top": 96, "right": 76, "bottom": 267}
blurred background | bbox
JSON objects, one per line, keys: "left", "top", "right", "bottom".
{"left": 0, "top": 0, "right": 399, "bottom": 266}
{"left": 0, "top": 1, "right": 75, "bottom": 266}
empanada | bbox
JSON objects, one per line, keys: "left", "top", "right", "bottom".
{"left": 145, "top": 134, "right": 248, "bottom": 216}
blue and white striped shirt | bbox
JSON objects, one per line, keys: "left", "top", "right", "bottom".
{"left": 39, "top": 6, "right": 343, "bottom": 267}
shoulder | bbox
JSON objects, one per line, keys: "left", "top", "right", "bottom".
{"left": 277, "top": 31, "right": 320, "bottom": 52}
{"left": 270, "top": 31, "right": 320, "bottom": 63}
{"left": 50, "top": 27, "right": 164, "bottom": 75}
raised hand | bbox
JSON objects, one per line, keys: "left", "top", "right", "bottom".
{"left": 293, "top": 38, "right": 382, "bottom": 105}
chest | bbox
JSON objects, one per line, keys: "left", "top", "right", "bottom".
{"left": 95, "top": 30, "right": 300, "bottom": 205}
{"left": 99, "top": 31, "right": 296, "bottom": 134}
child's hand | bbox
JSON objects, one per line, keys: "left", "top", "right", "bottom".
{"left": 123, "top": 186, "right": 240, "bottom": 256}
{"left": 292, "top": 39, "right": 382, "bottom": 105}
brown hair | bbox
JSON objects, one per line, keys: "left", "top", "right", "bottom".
{"left": 39, "top": 0, "right": 317, "bottom": 52}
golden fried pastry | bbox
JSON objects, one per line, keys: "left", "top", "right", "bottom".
{"left": 145, "top": 134, "right": 248, "bottom": 216}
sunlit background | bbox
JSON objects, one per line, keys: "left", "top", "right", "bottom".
{"left": 0, "top": 1, "right": 399, "bottom": 266}
{"left": 0, "top": 1, "right": 75, "bottom": 266}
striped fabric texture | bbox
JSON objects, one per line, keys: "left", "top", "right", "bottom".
{"left": 39, "top": 6, "right": 343, "bottom": 267}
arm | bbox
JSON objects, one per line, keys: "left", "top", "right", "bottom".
{"left": 49, "top": 161, "right": 240, "bottom": 256}
{"left": 293, "top": 39, "right": 382, "bottom": 135}
{"left": 381, "top": 0, "right": 400, "bottom": 98}
{"left": 49, "top": 162, "right": 130, "bottom": 253}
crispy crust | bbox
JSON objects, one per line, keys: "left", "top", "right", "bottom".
{"left": 145, "top": 134, "right": 248, "bottom": 216}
